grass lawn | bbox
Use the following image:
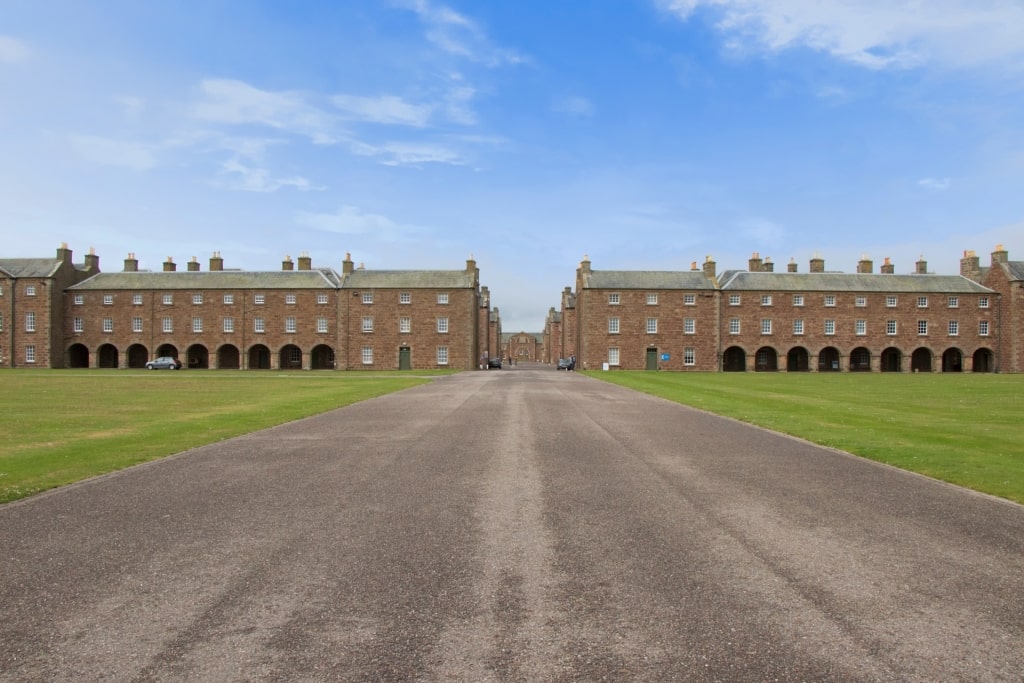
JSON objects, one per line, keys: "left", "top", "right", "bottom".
{"left": 587, "top": 371, "right": 1024, "bottom": 505}
{"left": 0, "top": 370, "right": 446, "bottom": 504}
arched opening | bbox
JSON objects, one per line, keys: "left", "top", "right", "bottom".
{"left": 186, "top": 344, "right": 209, "bottom": 369}
{"left": 217, "top": 344, "right": 240, "bottom": 369}
{"left": 850, "top": 347, "right": 871, "bottom": 372}
{"left": 880, "top": 347, "right": 902, "bottom": 372}
{"left": 942, "top": 348, "right": 963, "bottom": 373}
{"left": 280, "top": 344, "right": 302, "bottom": 370}
{"left": 818, "top": 347, "right": 840, "bottom": 372}
{"left": 911, "top": 348, "right": 932, "bottom": 373}
{"left": 98, "top": 344, "right": 119, "bottom": 369}
{"left": 156, "top": 343, "right": 179, "bottom": 359}
{"left": 722, "top": 346, "right": 746, "bottom": 372}
{"left": 311, "top": 344, "right": 335, "bottom": 369}
{"left": 973, "top": 348, "right": 994, "bottom": 373}
{"left": 127, "top": 344, "right": 149, "bottom": 369}
{"left": 754, "top": 347, "right": 778, "bottom": 371}
{"left": 786, "top": 347, "right": 809, "bottom": 371}
{"left": 67, "top": 343, "right": 89, "bottom": 368}
{"left": 248, "top": 344, "right": 271, "bottom": 369}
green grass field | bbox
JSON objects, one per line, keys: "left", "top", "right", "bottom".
{"left": 0, "top": 370, "right": 444, "bottom": 504}
{"left": 2, "top": 370, "right": 1021, "bottom": 506}
{"left": 587, "top": 371, "right": 1023, "bottom": 504}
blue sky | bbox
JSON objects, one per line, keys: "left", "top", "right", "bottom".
{"left": 2, "top": 1, "right": 1022, "bottom": 332}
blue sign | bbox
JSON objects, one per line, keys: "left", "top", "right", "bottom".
{"left": 661, "top": 353, "right": 670, "bottom": 361}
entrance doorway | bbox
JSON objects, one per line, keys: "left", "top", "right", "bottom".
{"left": 399, "top": 346, "right": 411, "bottom": 370}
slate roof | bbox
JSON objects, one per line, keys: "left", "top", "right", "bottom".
{"left": 69, "top": 269, "right": 341, "bottom": 290}
{"left": 997, "top": 260, "right": 1024, "bottom": 281}
{"left": 718, "top": 271, "right": 994, "bottom": 294}
{"left": 582, "top": 271, "right": 716, "bottom": 290}
{"left": 341, "top": 269, "right": 476, "bottom": 289}
{"left": 0, "top": 258, "right": 64, "bottom": 278}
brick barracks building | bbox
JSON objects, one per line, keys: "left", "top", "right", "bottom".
{"left": 1, "top": 246, "right": 495, "bottom": 371}
{"left": 547, "top": 245, "right": 1022, "bottom": 373}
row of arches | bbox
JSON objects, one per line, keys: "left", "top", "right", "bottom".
{"left": 67, "top": 343, "right": 337, "bottom": 370}
{"left": 722, "top": 345, "right": 995, "bottom": 372}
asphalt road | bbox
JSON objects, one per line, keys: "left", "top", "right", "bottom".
{"left": 2, "top": 365, "right": 1022, "bottom": 682}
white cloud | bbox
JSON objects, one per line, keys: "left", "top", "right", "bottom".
{"left": 659, "top": 0, "right": 1024, "bottom": 70}
{"left": 554, "top": 96, "right": 594, "bottom": 117}
{"left": 0, "top": 36, "right": 29, "bottom": 63}
{"left": 68, "top": 134, "right": 156, "bottom": 170}
{"left": 294, "top": 205, "right": 421, "bottom": 239}
{"left": 113, "top": 95, "right": 146, "bottom": 119}
{"left": 192, "top": 79, "right": 339, "bottom": 143}
{"left": 331, "top": 94, "right": 434, "bottom": 127}
{"left": 918, "top": 177, "right": 951, "bottom": 191}
{"left": 403, "top": 0, "right": 526, "bottom": 66}
{"left": 217, "top": 159, "right": 318, "bottom": 193}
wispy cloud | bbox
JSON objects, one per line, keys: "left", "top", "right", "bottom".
{"left": 192, "top": 79, "right": 339, "bottom": 144}
{"left": 918, "top": 177, "right": 951, "bottom": 191}
{"left": 0, "top": 36, "right": 29, "bottom": 63}
{"left": 295, "top": 205, "right": 422, "bottom": 240}
{"left": 554, "top": 96, "right": 594, "bottom": 117}
{"left": 68, "top": 134, "right": 156, "bottom": 170}
{"left": 659, "top": 0, "right": 1024, "bottom": 70}
{"left": 332, "top": 94, "right": 434, "bottom": 127}
{"left": 403, "top": 0, "right": 526, "bottom": 66}
{"left": 216, "top": 159, "right": 319, "bottom": 193}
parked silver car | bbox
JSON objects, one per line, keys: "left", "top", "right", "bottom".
{"left": 145, "top": 356, "right": 182, "bottom": 370}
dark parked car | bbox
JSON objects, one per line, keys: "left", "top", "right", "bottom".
{"left": 146, "top": 356, "right": 182, "bottom": 370}
{"left": 557, "top": 358, "right": 575, "bottom": 370}
{"left": 487, "top": 357, "right": 502, "bottom": 369}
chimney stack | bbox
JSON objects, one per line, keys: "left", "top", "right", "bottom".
{"left": 123, "top": 252, "right": 139, "bottom": 272}
{"left": 187, "top": 256, "right": 200, "bottom": 272}
{"left": 298, "top": 252, "right": 312, "bottom": 270}
{"left": 748, "top": 252, "right": 763, "bottom": 272}
{"left": 57, "top": 242, "right": 72, "bottom": 264}
{"left": 702, "top": 255, "right": 716, "bottom": 279}
{"left": 960, "top": 250, "right": 981, "bottom": 281}
{"left": 84, "top": 247, "right": 100, "bottom": 273}
{"left": 163, "top": 257, "right": 177, "bottom": 272}
{"left": 763, "top": 256, "right": 774, "bottom": 272}
{"left": 881, "top": 257, "right": 895, "bottom": 274}
{"left": 787, "top": 258, "right": 798, "bottom": 273}
{"left": 810, "top": 255, "right": 825, "bottom": 273}
{"left": 857, "top": 255, "right": 873, "bottom": 274}
{"left": 209, "top": 251, "right": 224, "bottom": 271}
{"left": 342, "top": 252, "right": 354, "bottom": 275}
{"left": 282, "top": 255, "right": 294, "bottom": 271}
{"left": 915, "top": 255, "right": 928, "bottom": 274}
{"left": 992, "top": 244, "right": 1008, "bottom": 265}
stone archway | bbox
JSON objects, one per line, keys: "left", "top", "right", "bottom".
{"left": 67, "top": 343, "right": 89, "bottom": 368}
{"left": 880, "top": 347, "right": 902, "bottom": 372}
{"left": 186, "top": 344, "right": 209, "bottom": 369}
{"left": 98, "top": 344, "right": 119, "bottom": 369}
{"left": 754, "top": 347, "right": 778, "bottom": 371}
{"left": 818, "top": 347, "right": 840, "bottom": 372}
{"left": 217, "top": 344, "right": 240, "bottom": 369}
{"left": 248, "top": 344, "right": 271, "bottom": 369}
{"left": 127, "top": 344, "right": 149, "bottom": 369}
{"left": 911, "top": 348, "right": 932, "bottom": 373}
{"left": 942, "top": 348, "right": 963, "bottom": 373}
{"left": 850, "top": 347, "right": 871, "bottom": 372}
{"left": 722, "top": 346, "right": 746, "bottom": 372}
{"left": 972, "top": 348, "right": 994, "bottom": 373}
{"left": 786, "top": 347, "right": 809, "bottom": 371}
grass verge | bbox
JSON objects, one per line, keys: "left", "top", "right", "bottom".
{"left": 586, "top": 371, "right": 1023, "bottom": 505}
{"left": 0, "top": 370, "right": 447, "bottom": 504}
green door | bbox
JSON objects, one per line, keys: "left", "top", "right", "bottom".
{"left": 646, "top": 348, "right": 658, "bottom": 371}
{"left": 399, "top": 347, "right": 411, "bottom": 370}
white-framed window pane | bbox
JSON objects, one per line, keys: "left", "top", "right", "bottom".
{"left": 608, "top": 293, "right": 620, "bottom": 305}
{"left": 761, "top": 294, "right": 772, "bottom": 306}
{"left": 646, "top": 293, "right": 658, "bottom": 305}
{"left": 683, "top": 347, "right": 695, "bottom": 366}
{"left": 948, "top": 296, "right": 959, "bottom": 308}
{"left": 608, "top": 318, "right": 619, "bottom": 334}
{"left": 683, "top": 318, "right": 695, "bottom": 334}
{"left": 979, "top": 296, "right": 989, "bottom": 308}
{"left": 399, "top": 292, "right": 411, "bottom": 304}
{"left": 855, "top": 296, "right": 866, "bottom": 307}
{"left": 729, "top": 294, "right": 740, "bottom": 306}
{"left": 362, "top": 291, "right": 373, "bottom": 304}
{"left": 684, "top": 293, "right": 695, "bottom": 305}
{"left": 729, "top": 318, "right": 740, "bottom": 334}
{"left": 26, "top": 285, "right": 36, "bottom": 296}
{"left": 761, "top": 319, "right": 772, "bottom": 335}
{"left": 856, "top": 320, "right": 866, "bottom": 335}
{"left": 162, "top": 294, "right": 173, "bottom": 305}
{"left": 103, "top": 317, "right": 113, "bottom": 333}
{"left": 254, "top": 294, "right": 265, "bottom": 305}
{"left": 103, "top": 294, "right": 114, "bottom": 305}
{"left": 285, "top": 317, "right": 297, "bottom": 333}
{"left": 886, "top": 296, "right": 898, "bottom": 307}
{"left": 193, "top": 293, "right": 203, "bottom": 304}
{"left": 74, "top": 294, "right": 84, "bottom": 305}
{"left": 793, "top": 319, "right": 804, "bottom": 335}
{"left": 286, "top": 294, "right": 296, "bottom": 305}
{"left": 437, "top": 293, "right": 449, "bottom": 304}
{"left": 317, "top": 317, "right": 328, "bottom": 333}
{"left": 793, "top": 294, "right": 804, "bottom": 306}
{"left": 646, "top": 318, "right": 657, "bottom": 334}
{"left": 289, "top": 347, "right": 301, "bottom": 366}
{"left": 25, "top": 345, "right": 35, "bottom": 363}
{"left": 436, "top": 346, "right": 449, "bottom": 365}
{"left": 948, "top": 320, "right": 959, "bottom": 336}
{"left": 979, "top": 320, "right": 989, "bottom": 336}
{"left": 192, "top": 317, "right": 203, "bottom": 333}
{"left": 887, "top": 320, "right": 897, "bottom": 335}
{"left": 132, "top": 294, "right": 143, "bottom": 305}
{"left": 25, "top": 312, "right": 36, "bottom": 332}
{"left": 163, "top": 317, "right": 173, "bottom": 333}
{"left": 437, "top": 317, "right": 449, "bottom": 333}
{"left": 918, "top": 320, "right": 928, "bottom": 335}
{"left": 362, "top": 317, "right": 373, "bottom": 332}
{"left": 224, "top": 294, "right": 234, "bottom": 305}
{"left": 132, "top": 317, "right": 143, "bottom": 333}
{"left": 824, "top": 320, "right": 835, "bottom": 335}
{"left": 223, "top": 317, "right": 234, "bottom": 333}
{"left": 362, "top": 346, "right": 373, "bottom": 365}
{"left": 917, "top": 296, "right": 928, "bottom": 308}
{"left": 254, "top": 317, "right": 265, "bottom": 333}
{"left": 608, "top": 347, "right": 620, "bottom": 366}
{"left": 317, "top": 293, "right": 328, "bottom": 304}
{"left": 399, "top": 317, "right": 411, "bottom": 333}
{"left": 824, "top": 295, "right": 836, "bottom": 307}
{"left": 73, "top": 317, "right": 83, "bottom": 333}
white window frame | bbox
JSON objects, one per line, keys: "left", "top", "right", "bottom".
{"left": 192, "top": 317, "right": 203, "bottom": 333}
{"left": 608, "top": 347, "right": 620, "bottom": 366}
{"left": 608, "top": 293, "right": 620, "bottom": 305}
{"left": 793, "top": 294, "right": 804, "bottom": 307}
{"left": 254, "top": 294, "right": 265, "bottom": 305}
{"left": 26, "top": 285, "right": 36, "bottom": 297}
{"left": 224, "top": 294, "right": 234, "bottom": 305}
{"left": 132, "top": 316, "right": 143, "bottom": 333}
{"left": 223, "top": 317, "right": 234, "bottom": 333}
{"left": 437, "top": 293, "right": 449, "bottom": 305}
{"left": 254, "top": 317, "right": 265, "bottom": 333}
{"left": 399, "top": 292, "right": 411, "bottom": 304}
{"left": 192, "top": 293, "right": 203, "bottom": 305}
{"left": 683, "top": 347, "right": 695, "bottom": 366}
{"left": 917, "top": 296, "right": 928, "bottom": 308}
{"left": 729, "top": 294, "right": 741, "bottom": 306}
{"left": 73, "top": 317, "right": 84, "bottom": 333}
{"left": 317, "top": 317, "right": 328, "bottom": 333}
{"left": 979, "top": 320, "right": 989, "bottom": 336}
{"left": 886, "top": 296, "right": 898, "bottom": 308}
{"left": 285, "top": 294, "right": 297, "bottom": 305}
{"left": 761, "top": 319, "right": 772, "bottom": 335}
{"left": 437, "top": 317, "right": 449, "bottom": 334}
{"left": 25, "top": 345, "right": 35, "bottom": 363}
{"left": 824, "top": 319, "right": 835, "bottom": 336}
{"left": 855, "top": 296, "right": 867, "bottom": 307}
{"left": 646, "top": 293, "right": 658, "bottom": 305}
{"left": 886, "top": 320, "right": 897, "bottom": 335}
{"left": 362, "top": 346, "right": 373, "bottom": 365}
{"left": 362, "top": 291, "right": 373, "bottom": 304}
{"left": 103, "top": 317, "right": 113, "bottom": 333}
{"left": 103, "top": 294, "right": 114, "bottom": 305}
{"left": 163, "top": 317, "right": 173, "bottom": 333}
{"left": 25, "top": 311, "right": 36, "bottom": 332}
{"left": 729, "top": 318, "right": 740, "bottom": 334}
{"left": 285, "top": 317, "right": 297, "bottom": 333}
{"left": 608, "top": 318, "right": 620, "bottom": 334}
{"left": 793, "top": 319, "right": 804, "bottom": 335}
{"left": 761, "top": 294, "right": 772, "bottom": 306}
{"left": 399, "top": 317, "right": 411, "bottom": 334}
{"left": 918, "top": 320, "right": 928, "bottom": 336}
{"left": 856, "top": 320, "right": 867, "bottom": 336}
{"left": 132, "top": 294, "right": 143, "bottom": 305}
{"left": 948, "top": 320, "right": 959, "bottom": 336}
{"left": 979, "top": 297, "right": 989, "bottom": 309}
{"left": 162, "top": 294, "right": 173, "bottom": 305}
{"left": 317, "top": 293, "right": 329, "bottom": 305}
{"left": 683, "top": 318, "right": 695, "bottom": 334}
{"left": 948, "top": 296, "right": 959, "bottom": 308}
{"left": 74, "top": 294, "right": 84, "bottom": 305}
{"left": 684, "top": 293, "right": 695, "bottom": 305}
{"left": 824, "top": 295, "right": 836, "bottom": 307}
{"left": 362, "top": 316, "right": 373, "bottom": 333}
{"left": 436, "top": 346, "right": 449, "bottom": 365}
{"left": 646, "top": 318, "right": 658, "bottom": 334}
